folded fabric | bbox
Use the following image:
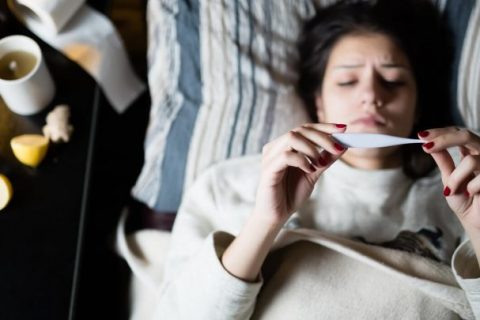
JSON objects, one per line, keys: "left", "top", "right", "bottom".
{"left": 116, "top": 210, "right": 475, "bottom": 319}
{"left": 255, "top": 229, "right": 474, "bottom": 320}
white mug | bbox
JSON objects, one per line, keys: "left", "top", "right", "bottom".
{"left": 0, "top": 35, "right": 55, "bottom": 115}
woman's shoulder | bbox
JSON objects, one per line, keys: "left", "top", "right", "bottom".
{"left": 209, "top": 154, "right": 262, "bottom": 175}
{"left": 190, "top": 154, "right": 262, "bottom": 201}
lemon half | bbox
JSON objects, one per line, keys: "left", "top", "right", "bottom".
{"left": 11, "top": 134, "right": 49, "bottom": 167}
{"left": 0, "top": 174, "right": 13, "bottom": 210}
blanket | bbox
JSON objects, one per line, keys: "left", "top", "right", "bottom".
{"left": 116, "top": 210, "right": 474, "bottom": 320}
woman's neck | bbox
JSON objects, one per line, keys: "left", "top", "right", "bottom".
{"left": 340, "top": 148, "right": 402, "bottom": 170}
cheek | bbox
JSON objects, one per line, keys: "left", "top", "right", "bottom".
{"left": 388, "top": 92, "right": 417, "bottom": 134}
{"left": 319, "top": 87, "right": 354, "bottom": 122}
{"left": 400, "top": 88, "right": 417, "bottom": 119}
{"left": 322, "top": 97, "right": 352, "bottom": 122}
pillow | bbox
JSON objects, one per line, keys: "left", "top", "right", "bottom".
{"left": 132, "top": 0, "right": 478, "bottom": 214}
{"left": 446, "top": 0, "right": 480, "bottom": 128}
{"left": 132, "top": 0, "right": 313, "bottom": 213}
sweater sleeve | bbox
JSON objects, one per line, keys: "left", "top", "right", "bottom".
{"left": 154, "top": 168, "right": 263, "bottom": 320}
{"left": 452, "top": 239, "right": 480, "bottom": 319}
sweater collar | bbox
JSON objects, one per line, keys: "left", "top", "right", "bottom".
{"left": 323, "top": 159, "right": 410, "bottom": 190}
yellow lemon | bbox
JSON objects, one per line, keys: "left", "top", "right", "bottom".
{"left": 0, "top": 174, "right": 13, "bottom": 210}
{"left": 10, "top": 134, "right": 49, "bottom": 167}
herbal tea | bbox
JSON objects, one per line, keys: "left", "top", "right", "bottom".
{"left": 0, "top": 51, "right": 37, "bottom": 80}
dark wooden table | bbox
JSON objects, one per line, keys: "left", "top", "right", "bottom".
{"left": 0, "top": 6, "right": 100, "bottom": 320}
{"left": 0, "top": 2, "right": 152, "bottom": 319}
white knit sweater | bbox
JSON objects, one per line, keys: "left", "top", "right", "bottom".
{"left": 118, "top": 155, "right": 480, "bottom": 319}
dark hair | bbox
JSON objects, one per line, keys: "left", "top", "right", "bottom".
{"left": 296, "top": 0, "right": 454, "bottom": 179}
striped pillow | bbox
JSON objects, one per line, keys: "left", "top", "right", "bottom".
{"left": 132, "top": 0, "right": 478, "bottom": 214}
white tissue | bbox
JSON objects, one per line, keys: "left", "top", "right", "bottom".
{"left": 14, "top": 0, "right": 85, "bottom": 34}
{"left": 7, "top": 0, "right": 145, "bottom": 113}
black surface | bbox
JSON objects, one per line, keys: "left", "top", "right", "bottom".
{"left": 75, "top": 91, "right": 150, "bottom": 320}
{"left": 71, "top": 2, "right": 150, "bottom": 319}
{"left": 0, "top": 2, "right": 151, "bottom": 319}
{"left": 0, "top": 14, "right": 98, "bottom": 320}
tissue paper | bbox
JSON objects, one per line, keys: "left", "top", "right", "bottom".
{"left": 7, "top": 0, "right": 145, "bottom": 113}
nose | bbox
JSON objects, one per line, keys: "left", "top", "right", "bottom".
{"left": 360, "top": 75, "right": 384, "bottom": 108}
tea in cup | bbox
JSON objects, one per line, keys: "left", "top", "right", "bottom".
{"left": 0, "top": 35, "right": 55, "bottom": 115}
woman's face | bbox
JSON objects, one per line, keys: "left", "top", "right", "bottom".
{"left": 316, "top": 33, "right": 417, "bottom": 169}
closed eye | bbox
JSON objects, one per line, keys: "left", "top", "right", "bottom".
{"left": 381, "top": 79, "right": 406, "bottom": 88}
{"left": 338, "top": 81, "right": 356, "bottom": 86}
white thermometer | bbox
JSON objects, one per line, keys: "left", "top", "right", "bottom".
{"left": 332, "top": 133, "right": 423, "bottom": 148}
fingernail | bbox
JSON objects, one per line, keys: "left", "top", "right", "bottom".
{"left": 318, "top": 156, "right": 327, "bottom": 166}
{"left": 309, "top": 164, "right": 316, "bottom": 172}
{"left": 417, "top": 131, "right": 429, "bottom": 138}
{"left": 335, "top": 124, "right": 347, "bottom": 128}
{"left": 423, "top": 142, "right": 434, "bottom": 149}
{"left": 334, "top": 143, "right": 345, "bottom": 152}
{"left": 465, "top": 190, "right": 470, "bottom": 197}
{"left": 443, "top": 186, "right": 451, "bottom": 197}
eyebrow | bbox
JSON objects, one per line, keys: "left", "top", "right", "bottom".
{"left": 334, "top": 63, "right": 410, "bottom": 70}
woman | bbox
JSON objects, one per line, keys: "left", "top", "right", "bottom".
{"left": 156, "top": 0, "right": 480, "bottom": 319}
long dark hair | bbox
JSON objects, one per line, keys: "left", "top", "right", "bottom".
{"left": 296, "top": 0, "right": 454, "bottom": 179}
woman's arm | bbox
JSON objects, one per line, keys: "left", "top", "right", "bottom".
{"left": 156, "top": 164, "right": 263, "bottom": 320}
{"left": 222, "top": 123, "right": 347, "bottom": 281}
{"left": 221, "top": 211, "right": 284, "bottom": 282}
{"left": 157, "top": 123, "right": 347, "bottom": 319}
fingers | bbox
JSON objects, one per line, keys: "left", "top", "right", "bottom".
{"left": 428, "top": 150, "right": 455, "bottom": 185}
{"left": 269, "top": 149, "right": 318, "bottom": 174}
{"left": 442, "top": 155, "right": 480, "bottom": 196}
{"left": 301, "top": 122, "right": 347, "bottom": 133}
{"left": 419, "top": 126, "right": 480, "bottom": 196}
{"left": 262, "top": 123, "right": 347, "bottom": 175}
{"left": 418, "top": 127, "right": 480, "bottom": 155}
{"left": 466, "top": 175, "right": 480, "bottom": 197}
{"left": 293, "top": 125, "right": 347, "bottom": 156}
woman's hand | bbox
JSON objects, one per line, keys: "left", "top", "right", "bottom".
{"left": 253, "top": 123, "right": 348, "bottom": 226}
{"left": 222, "top": 123, "right": 347, "bottom": 282}
{"left": 419, "top": 127, "right": 480, "bottom": 231}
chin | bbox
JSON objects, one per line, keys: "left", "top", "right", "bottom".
{"left": 345, "top": 146, "right": 400, "bottom": 161}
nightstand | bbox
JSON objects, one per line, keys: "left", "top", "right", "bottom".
{"left": 0, "top": 7, "right": 100, "bottom": 320}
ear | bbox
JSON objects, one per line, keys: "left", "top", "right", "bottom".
{"left": 315, "top": 95, "right": 325, "bottom": 122}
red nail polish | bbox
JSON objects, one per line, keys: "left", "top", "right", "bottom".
{"left": 465, "top": 190, "right": 470, "bottom": 197}
{"left": 423, "top": 142, "right": 434, "bottom": 149}
{"left": 309, "top": 164, "right": 316, "bottom": 172}
{"left": 418, "top": 131, "right": 429, "bottom": 137}
{"left": 443, "top": 186, "right": 451, "bottom": 197}
{"left": 334, "top": 143, "right": 345, "bottom": 152}
{"left": 335, "top": 124, "right": 346, "bottom": 128}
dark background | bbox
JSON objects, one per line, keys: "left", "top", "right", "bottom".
{"left": 1, "top": 1, "right": 150, "bottom": 319}
{"left": 75, "top": 1, "right": 150, "bottom": 319}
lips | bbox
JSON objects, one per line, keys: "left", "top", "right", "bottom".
{"left": 351, "top": 115, "right": 386, "bottom": 127}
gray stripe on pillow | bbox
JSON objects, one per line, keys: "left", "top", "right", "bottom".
{"left": 227, "top": 0, "right": 244, "bottom": 158}
{"left": 242, "top": 0, "right": 258, "bottom": 154}
{"left": 444, "top": 0, "right": 475, "bottom": 126}
{"left": 155, "top": 0, "right": 202, "bottom": 211}
{"left": 259, "top": 0, "right": 277, "bottom": 147}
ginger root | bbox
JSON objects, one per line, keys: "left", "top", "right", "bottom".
{"left": 42, "top": 104, "right": 73, "bottom": 143}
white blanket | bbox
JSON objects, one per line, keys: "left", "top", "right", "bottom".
{"left": 116, "top": 210, "right": 474, "bottom": 320}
